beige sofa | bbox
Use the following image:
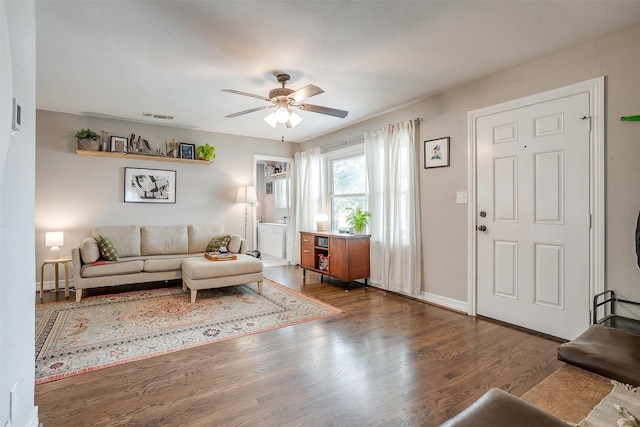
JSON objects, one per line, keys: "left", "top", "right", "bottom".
{"left": 71, "top": 224, "right": 246, "bottom": 302}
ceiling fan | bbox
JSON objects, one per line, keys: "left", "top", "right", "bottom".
{"left": 223, "top": 73, "right": 348, "bottom": 128}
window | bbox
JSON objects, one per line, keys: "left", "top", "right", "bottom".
{"left": 274, "top": 176, "right": 288, "bottom": 209}
{"left": 328, "top": 149, "right": 366, "bottom": 231}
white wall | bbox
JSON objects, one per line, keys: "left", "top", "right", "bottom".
{"left": 302, "top": 23, "right": 640, "bottom": 308}
{"left": 35, "top": 110, "right": 293, "bottom": 283}
{"left": 1, "top": 1, "right": 38, "bottom": 426}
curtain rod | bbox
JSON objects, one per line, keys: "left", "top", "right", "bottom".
{"left": 320, "top": 118, "right": 422, "bottom": 150}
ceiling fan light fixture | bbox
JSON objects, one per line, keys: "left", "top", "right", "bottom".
{"left": 274, "top": 105, "right": 290, "bottom": 123}
{"left": 288, "top": 111, "right": 303, "bottom": 128}
{"left": 264, "top": 112, "right": 278, "bottom": 128}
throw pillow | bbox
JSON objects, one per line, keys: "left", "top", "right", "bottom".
{"left": 97, "top": 235, "right": 119, "bottom": 261}
{"left": 206, "top": 233, "right": 231, "bottom": 253}
{"left": 80, "top": 237, "right": 100, "bottom": 264}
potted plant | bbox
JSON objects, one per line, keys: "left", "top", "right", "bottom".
{"left": 345, "top": 206, "right": 371, "bottom": 234}
{"left": 197, "top": 143, "right": 216, "bottom": 161}
{"left": 75, "top": 128, "right": 102, "bottom": 151}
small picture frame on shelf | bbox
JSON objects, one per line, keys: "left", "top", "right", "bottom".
{"left": 179, "top": 143, "right": 196, "bottom": 160}
{"left": 424, "top": 137, "right": 450, "bottom": 169}
{"left": 110, "top": 136, "right": 129, "bottom": 153}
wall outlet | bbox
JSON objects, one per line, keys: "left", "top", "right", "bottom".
{"left": 456, "top": 191, "right": 468, "bottom": 204}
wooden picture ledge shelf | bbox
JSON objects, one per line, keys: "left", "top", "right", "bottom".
{"left": 76, "top": 149, "right": 212, "bottom": 165}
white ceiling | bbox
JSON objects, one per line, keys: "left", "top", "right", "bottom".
{"left": 36, "top": 1, "right": 640, "bottom": 143}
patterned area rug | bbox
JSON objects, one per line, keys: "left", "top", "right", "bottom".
{"left": 35, "top": 279, "right": 342, "bottom": 384}
{"left": 580, "top": 381, "right": 640, "bottom": 426}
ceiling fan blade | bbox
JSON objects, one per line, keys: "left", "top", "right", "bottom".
{"left": 222, "top": 89, "right": 271, "bottom": 102}
{"left": 225, "top": 105, "right": 274, "bottom": 118}
{"left": 289, "top": 84, "right": 324, "bottom": 102}
{"left": 297, "top": 103, "right": 348, "bottom": 118}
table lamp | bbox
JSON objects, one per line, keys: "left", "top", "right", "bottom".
{"left": 314, "top": 213, "right": 329, "bottom": 232}
{"left": 45, "top": 231, "right": 64, "bottom": 259}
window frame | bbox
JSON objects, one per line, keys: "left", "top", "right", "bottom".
{"left": 323, "top": 144, "right": 366, "bottom": 232}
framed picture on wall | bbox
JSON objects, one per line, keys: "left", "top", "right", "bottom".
{"left": 424, "top": 137, "right": 450, "bottom": 168}
{"left": 124, "top": 167, "right": 176, "bottom": 203}
{"left": 179, "top": 143, "right": 196, "bottom": 160}
{"left": 266, "top": 181, "right": 273, "bottom": 194}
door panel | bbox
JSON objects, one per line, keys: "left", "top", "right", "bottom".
{"left": 476, "top": 92, "right": 590, "bottom": 340}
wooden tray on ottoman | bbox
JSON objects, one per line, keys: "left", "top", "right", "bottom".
{"left": 204, "top": 252, "right": 237, "bottom": 262}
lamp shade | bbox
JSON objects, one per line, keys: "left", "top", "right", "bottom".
{"left": 45, "top": 231, "right": 64, "bottom": 247}
{"left": 314, "top": 213, "right": 329, "bottom": 231}
{"left": 236, "top": 186, "right": 257, "bottom": 204}
{"left": 288, "top": 111, "right": 303, "bottom": 128}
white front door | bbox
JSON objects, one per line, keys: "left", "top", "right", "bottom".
{"left": 475, "top": 91, "right": 591, "bottom": 340}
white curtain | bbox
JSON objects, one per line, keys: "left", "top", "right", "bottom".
{"left": 286, "top": 147, "right": 323, "bottom": 265}
{"left": 365, "top": 120, "right": 423, "bottom": 295}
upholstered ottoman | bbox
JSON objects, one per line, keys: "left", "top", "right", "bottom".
{"left": 182, "top": 255, "right": 263, "bottom": 302}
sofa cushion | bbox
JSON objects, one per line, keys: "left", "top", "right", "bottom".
{"left": 141, "top": 225, "right": 188, "bottom": 255}
{"left": 206, "top": 234, "right": 232, "bottom": 252}
{"left": 93, "top": 226, "right": 141, "bottom": 257}
{"left": 81, "top": 260, "right": 144, "bottom": 278}
{"left": 143, "top": 255, "right": 195, "bottom": 272}
{"left": 188, "top": 224, "right": 225, "bottom": 253}
{"left": 97, "top": 235, "right": 119, "bottom": 261}
{"left": 228, "top": 234, "right": 242, "bottom": 253}
{"left": 80, "top": 237, "right": 100, "bottom": 264}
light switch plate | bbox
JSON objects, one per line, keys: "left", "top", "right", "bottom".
{"left": 456, "top": 191, "right": 468, "bottom": 204}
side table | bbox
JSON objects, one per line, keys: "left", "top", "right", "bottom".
{"left": 40, "top": 258, "right": 72, "bottom": 300}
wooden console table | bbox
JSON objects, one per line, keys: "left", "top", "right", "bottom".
{"left": 300, "top": 231, "right": 370, "bottom": 290}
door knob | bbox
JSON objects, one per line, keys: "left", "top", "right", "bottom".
{"left": 477, "top": 225, "right": 487, "bottom": 232}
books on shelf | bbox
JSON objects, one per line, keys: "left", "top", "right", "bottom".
{"left": 204, "top": 252, "right": 237, "bottom": 262}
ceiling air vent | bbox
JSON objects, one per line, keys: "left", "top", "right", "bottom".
{"left": 143, "top": 112, "right": 174, "bottom": 120}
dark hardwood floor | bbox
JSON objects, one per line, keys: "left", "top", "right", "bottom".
{"left": 35, "top": 265, "right": 563, "bottom": 426}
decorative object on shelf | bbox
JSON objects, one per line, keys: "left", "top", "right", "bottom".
{"left": 196, "top": 143, "right": 216, "bottom": 161}
{"left": 424, "top": 136, "right": 450, "bottom": 168}
{"left": 621, "top": 115, "right": 640, "bottom": 121}
{"left": 179, "top": 143, "right": 196, "bottom": 160}
{"left": 100, "top": 130, "right": 109, "bottom": 151}
{"left": 75, "top": 128, "right": 101, "bottom": 151}
{"left": 345, "top": 206, "right": 371, "bottom": 234}
{"left": 266, "top": 181, "right": 273, "bottom": 194}
{"left": 124, "top": 167, "right": 176, "bottom": 204}
{"left": 318, "top": 253, "right": 330, "bottom": 271}
{"left": 264, "top": 163, "right": 275, "bottom": 176}
{"left": 236, "top": 185, "right": 257, "bottom": 239}
{"left": 166, "top": 138, "right": 180, "bottom": 158}
{"left": 110, "top": 136, "right": 129, "bottom": 153}
{"left": 45, "top": 231, "right": 64, "bottom": 259}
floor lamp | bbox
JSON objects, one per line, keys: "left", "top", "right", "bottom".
{"left": 236, "top": 185, "right": 257, "bottom": 240}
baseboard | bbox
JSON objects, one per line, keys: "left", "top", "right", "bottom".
{"left": 37, "top": 279, "right": 75, "bottom": 292}
{"left": 27, "top": 405, "right": 39, "bottom": 427}
{"left": 418, "top": 291, "right": 469, "bottom": 314}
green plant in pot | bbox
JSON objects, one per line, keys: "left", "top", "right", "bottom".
{"left": 197, "top": 143, "right": 216, "bottom": 161}
{"left": 74, "top": 127, "right": 102, "bottom": 151}
{"left": 345, "top": 206, "right": 371, "bottom": 234}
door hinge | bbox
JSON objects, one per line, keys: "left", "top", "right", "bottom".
{"left": 589, "top": 214, "right": 592, "bottom": 229}
{"left": 580, "top": 115, "right": 592, "bottom": 132}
